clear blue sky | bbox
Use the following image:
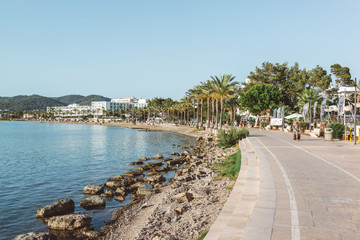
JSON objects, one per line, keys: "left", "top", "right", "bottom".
{"left": 1, "top": 0, "right": 359, "bottom": 100}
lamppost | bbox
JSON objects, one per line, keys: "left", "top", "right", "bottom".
{"left": 354, "top": 78, "right": 358, "bottom": 145}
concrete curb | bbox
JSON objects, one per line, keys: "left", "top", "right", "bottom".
{"left": 205, "top": 138, "right": 260, "bottom": 240}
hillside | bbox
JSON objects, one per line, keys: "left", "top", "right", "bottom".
{"left": 52, "top": 95, "right": 84, "bottom": 105}
{"left": 0, "top": 94, "right": 111, "bottom": 112}
{"left": 76, "top": 95, "right": 111, "bottom": 105}
{"left": 0, "top": 95, "right": 65, "bottom": 112}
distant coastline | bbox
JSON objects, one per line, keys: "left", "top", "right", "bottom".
{"left": 1, "top": 119, "right": 204, "bottom": 139}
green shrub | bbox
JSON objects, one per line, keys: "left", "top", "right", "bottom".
{"left": 298, "top": 121, "right": 309, "bottom": 129}
{"left": 328, "top": 122, "right": 345, "bottom": 139}
{"left": 217, "top": 127, "right": 249, "bottom": 148}
{"left": 239, "top": 128, "right": 249, "bottom": 138}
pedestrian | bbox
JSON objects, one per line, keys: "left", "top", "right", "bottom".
{"left": 293, "top": 119, "right": 300, "bottom": 140}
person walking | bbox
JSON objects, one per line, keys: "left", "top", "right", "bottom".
{"left": 293, "top": 119, "right": 300, "bottom": 140}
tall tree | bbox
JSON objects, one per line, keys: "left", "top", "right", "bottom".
{"left": 330, "top": 64, "right": 352, "bottom": 86}
{"left": 211, "top": 74, "right": 239, "bottom": 129}
{"left": 308, "top": 65, "right": 331, "bottom": 92}
{"left": 241, "top": 84, "right": 284, "bottom": 115}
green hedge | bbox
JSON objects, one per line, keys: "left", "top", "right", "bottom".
{"left": 328, "top": 123, "right": 345, "bottom": 139}
{"left": 217, "top": 127, "right": 249, "bottom": 148}
{"left": 298, "top": 122, "right": 309, "bottom": 129}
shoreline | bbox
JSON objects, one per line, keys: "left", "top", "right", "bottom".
{"left": 8, "top": 119, "right": 234, "bottom": 239}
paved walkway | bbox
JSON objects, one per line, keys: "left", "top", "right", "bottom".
{"left": 207, "top": 129, "right": 360, "bottom": 240}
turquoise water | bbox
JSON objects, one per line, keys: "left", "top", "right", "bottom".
{"left": 0, "top": 122, "right": 194, "bottom": 240}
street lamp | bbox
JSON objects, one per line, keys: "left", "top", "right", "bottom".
{"left": 354, "top": 78, "right": 357, "bottom": 145}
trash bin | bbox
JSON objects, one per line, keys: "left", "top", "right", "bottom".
{"left": 325, "top": 128, "right": 333, "bottom": 141}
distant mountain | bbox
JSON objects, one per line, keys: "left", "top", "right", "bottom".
{"left": 0, "top": 95, "right": 65, "bottom": 112}
{"left": 76, "top": 95, "right": 111, "bottom": 106}
{"left": 0, "top": 94, "right": 111, "bottom": 112}
{"left": 52, "top": 95, "right": 84, "bottom": 105}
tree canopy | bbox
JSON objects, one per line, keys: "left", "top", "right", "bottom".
{"left": 241, "top": 84, "right": 284, "bottom": 115}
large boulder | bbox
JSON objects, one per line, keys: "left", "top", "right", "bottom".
{"left": 129, "top": 161, "right": 144, "bottom": 166}
{"left": 36, "top": 199, "right": 74, "bottom": 218}
{"left": 115, "top": 188, "right": 126, "bottom": 196}
{"left": 144, "top": 175, "right": 166, "bottom": 184}
{"left": 83, "top": 184, "right": 104, "bottom": 195}
{"left": 122, "top": 171, "right": 144, "bottom": 178}
{"left": 167, "top": 159, "right": 185, "bottom": 166}
{"left": 136, "top": 186, "right": 152, "bottom": 196}
{"left": 129, "top": 182, "right": 146, "bottom": 191}
{"left": 80, "top": 196, "right": 106, "bottom": 210}
{"left": 169, "top": 152, "right": 180, "bottom": 156}
{"left": 47, "top": 214, "right": 92, "bottom": 230}
{"left": 106, "top": 181, "right": 125, "bottom": 189}
{"left": 145, "top": 162, "right": 163, "bottom": 169}
{"left": 14, "top": 232, "right": 56, "bottom": 240}
{"left": 152, "top": 152, "right": 163, "bottom": 159}
{"left": 107, "top": 175, "right": 125, "bottom": 181}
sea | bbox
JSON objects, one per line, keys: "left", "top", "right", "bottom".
{"left": 0, "top": 121, "right": 195, "bottom": 240}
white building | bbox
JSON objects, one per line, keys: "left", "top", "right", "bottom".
{"left": 111, "top": 97, "right": 148, "bottom": 109}
{"left": 48, "top": 97, "right": 149, "bottom": 117}
{"left": 134, "top": 98, "right": 148, "bottom": 108}
{"left": 47, "top": 104, "right": 91, "bottom": 117}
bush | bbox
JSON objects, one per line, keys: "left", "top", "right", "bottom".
{"left": 217, "top": 127, "right": 249, "bottom": 148}
{"left": 298, "top": 121, "right": 309, "bottom": 129}
{"left": 328, "top": 123, "right": 345, "bottom": 139}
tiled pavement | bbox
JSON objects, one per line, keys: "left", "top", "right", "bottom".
{"left": 206, "top": 129, "right": 360, "bottom": 240}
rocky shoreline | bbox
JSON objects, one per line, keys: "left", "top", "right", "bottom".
{"left": 99, "top": 134, "right": 236, "bottom": 240}
{"left": 14, "top": 123, "right": 237, "bottom": 240}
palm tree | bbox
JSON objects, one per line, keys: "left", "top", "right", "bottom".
{"left": 200, "top": 80, "right": 214, "bottom": 129}
{"left": 225, "top": 94, "right": 240, "bottom": 123}
{"left": 297, "top": 88, "right": 321, "bottom": 120}
{"left": 211, "top": 74, "right": 239, "bottom": 129}
{"left": 194, "top": 85, "right": 206, "bottom": 128}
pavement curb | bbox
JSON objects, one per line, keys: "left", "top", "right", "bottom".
{"left": 205, "top": 138, "right": 260, "bottom": 240}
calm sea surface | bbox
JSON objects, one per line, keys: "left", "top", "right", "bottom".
{"left": 0, "top": 122, "right": 194, "bottom": 240}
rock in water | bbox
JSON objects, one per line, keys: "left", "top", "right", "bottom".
{"left": 138, "top": 157, "right": 148, "bottom": 161}
{"left": 83, "top": 184, "right": 104, "bottom": 195}
{"left": 106, "top": 181, "right": 125, "bottom": 188}
{"left": 136, "top": 185, "right": 152, "bottom": 196}
{"left": 144, "top": 175, "right": 166, "bottom": 184}
{"left": 107, "top": 175, "right": 125, "bottom": 181}
{"left": 80, "top": 196, "right": 106, "bottom": 210}
{"left": 36, "top": 199, "right": 75, "bottom": 218}
{"left": 104, "top": 190, "right": 114, "bottom": 197}
{"left": 47, "top": 214, "right": 92, "bottom": 230}
{"left": 152, "top": 152, "right": 163, "bottom": 159}
{"left": 129, "top": 161, "right": 144, "bottom": 166}
{"left": 115, "top": 196, "right": 125, "bottom": 202}
{"left": 14, "top": 232, "right": 57, "bottom": 240}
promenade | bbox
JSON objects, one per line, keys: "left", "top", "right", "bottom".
{"left": 207, "top": 129, "right": 360, "bottom": 240}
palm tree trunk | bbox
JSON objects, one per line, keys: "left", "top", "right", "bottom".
{"left": 215, "top": 98, "right": 219, "bottom": 129}
{"left": 233, "top": 107, "right": 236, "bottom": 123}
{"left": 187, "top": 108, "right": 189, "bottom": 126}
{"left": 200, "top": 98, "right": 203, "bottom": 128}
{"left": 183, "top": 110, "right": 186, "bottom": 125}
{"left": 196, "top": 99, "right": 199, "bottom": 128}
{"left": 229, "top": 108, "right": 233, "bottom": 125}
{"left": 207, "top": 97, "right": 210, "bottom": 129}
{"left": 212, "top": 98, "right": 215, "bottom": 128}
{"left": 220, "top": 97, "right": 224, "bottom": 129}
